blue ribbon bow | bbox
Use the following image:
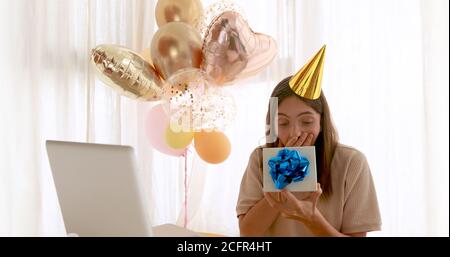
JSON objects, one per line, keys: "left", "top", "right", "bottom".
{"left": 268, "top": 148, "right": 310, "bottom": 190}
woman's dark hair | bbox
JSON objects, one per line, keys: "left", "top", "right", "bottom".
{"left": 265, "top": 76, "right": 339, "bottom": 197}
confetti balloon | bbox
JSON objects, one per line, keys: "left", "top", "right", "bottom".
{"left": 162, "top": 68, "right": 236, "bottom": 132}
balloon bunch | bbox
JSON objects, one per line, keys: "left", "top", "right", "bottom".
{"left": 90, "top": 0, "right": 277, "bottom": 164}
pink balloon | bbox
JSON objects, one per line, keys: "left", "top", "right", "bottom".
{"left": 145, "top": 104, "right": 186, "bottom": 156}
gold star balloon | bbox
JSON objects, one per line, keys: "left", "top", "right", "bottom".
{"left": 289, "top": 45, "right": 326, "bottom": 100}
{"left": 91, "top": 44, "right": 164, "bottom": 101}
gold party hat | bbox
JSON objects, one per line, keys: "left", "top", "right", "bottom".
{"left": 289, "top": 45, "right": 326, "bottom": 100}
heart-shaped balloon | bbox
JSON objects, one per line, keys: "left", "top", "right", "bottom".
{"left": 201, "top": 11, "right": 277, "bottom": 85}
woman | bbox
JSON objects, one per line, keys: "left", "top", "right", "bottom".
{"left": 236, "top": 76, "right": 382, "bottom": 236}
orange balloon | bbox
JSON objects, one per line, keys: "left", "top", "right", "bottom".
{"left": 194, "top": 131, "right": 231, "bottom": 164}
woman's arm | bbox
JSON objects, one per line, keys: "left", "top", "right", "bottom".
{"left": 266, "top": 187, "right": 368, "bottom": 237}
{"left": 238, "top": 195, "right": 280, "bottom": 236}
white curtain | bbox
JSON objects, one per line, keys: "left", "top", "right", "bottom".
{"left": 0, "top": 0, "right": 448, "bottom": 237}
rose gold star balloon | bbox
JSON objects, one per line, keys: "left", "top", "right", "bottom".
{"left": 91, "top": 44, "right": 164, "bottom": 101}
{"left": 201, "top": 11, "right": 277, "bottom": 85}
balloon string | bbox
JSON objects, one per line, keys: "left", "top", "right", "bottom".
{"left": 183, "top": 149, "right": 188, "bottom": 228}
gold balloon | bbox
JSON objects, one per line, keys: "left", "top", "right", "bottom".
{"left": 151, "top": 22, "right": 203, "bottom": 79}
{"left": 194, "top": 131, "right": 231, "bottom": 164}
{"left": 155, "top": 0, "right": 204, "bottom": 28}
{"left": 202, "top": 11, "right": 278, "bottom": 85}
{"left": 91, "top": 44, "right": 164, "bottom": 101}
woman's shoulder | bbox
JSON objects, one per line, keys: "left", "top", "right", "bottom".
{"left": 248, "top": 146, "right": 264, "bottom": 160}
{"left": 242, "top": 146, "right": 265, "bottom": 175}
{"left": 332, "top": 143, "right": 370, "bottom": 176}
{"left": 331, "top": 144, "right": 373, "bottom": 187}
{"left": 333, "top": 143, "right": 368, "bottom": 163}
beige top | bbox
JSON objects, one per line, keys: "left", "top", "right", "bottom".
{"left": 236, "top": 144, "right": 382, "bottom": 236}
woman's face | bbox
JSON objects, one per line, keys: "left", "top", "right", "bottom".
{"left": 277, "top": 96, "right": 321, "bottom": 147}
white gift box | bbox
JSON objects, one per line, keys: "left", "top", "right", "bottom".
{"left": 262, "top": 146, "right": 317, "bottom": 192}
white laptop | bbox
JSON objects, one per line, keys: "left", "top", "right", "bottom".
{"left": 46, "top": 140, "right": 199, "bottom": 237}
